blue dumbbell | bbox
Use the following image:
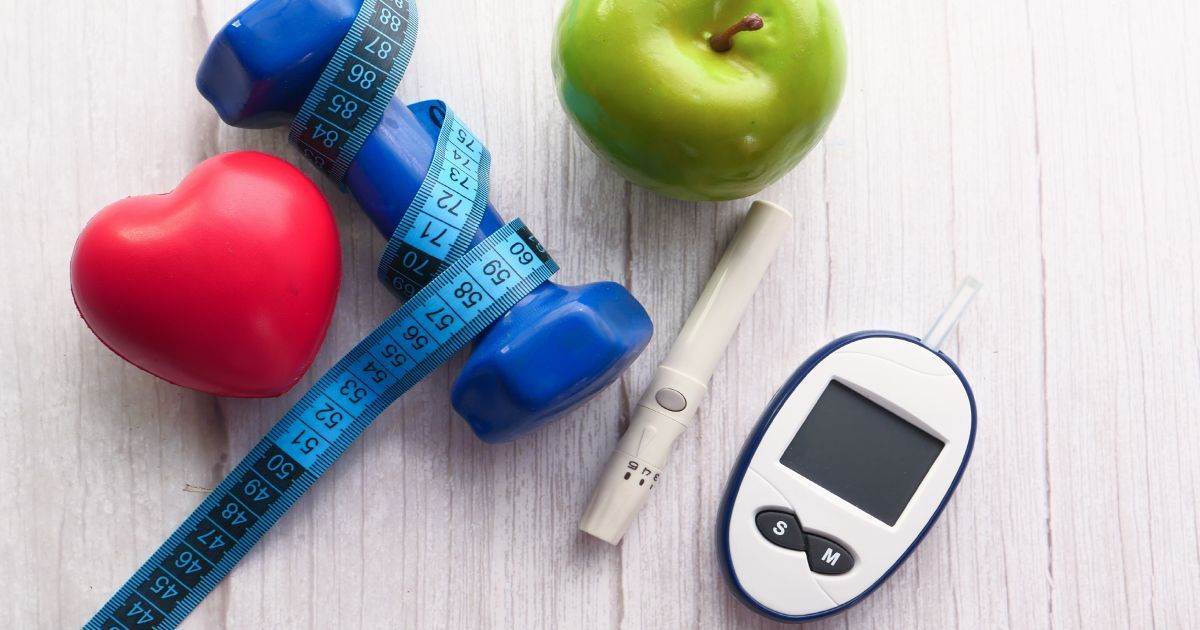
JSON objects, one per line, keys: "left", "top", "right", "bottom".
{"left": 196, "top": 0, "right": 652, "bottom": 442}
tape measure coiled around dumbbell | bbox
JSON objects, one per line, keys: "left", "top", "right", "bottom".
{"left": 289, "top": 0, "right": 418, "bottom": 182}
{"left": 378, "top": 101, "right": 492, "bottom": 300}
{"left": 87, "top": 2, "right": 555, "bottom": 626}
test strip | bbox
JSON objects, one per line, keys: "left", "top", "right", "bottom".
{"left": 922, "top": 277, "right": 982, "bottom": 352}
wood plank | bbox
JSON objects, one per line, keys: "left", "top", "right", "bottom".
{"left": 0, "top": 1, "right": 233, "bottom": 627}
{"left": 1029, "top": 0, "right": 1200, "bottom": 627}
{"left": 943, "top": 0, "right": 1050, "bottom": 627}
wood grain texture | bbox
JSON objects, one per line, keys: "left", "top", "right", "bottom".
{"left": 0, "top": 0, "right": 1196, "bottom": 627}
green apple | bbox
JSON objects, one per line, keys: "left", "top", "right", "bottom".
{"left": 553, "top": 0, "right": 847, "bottom": 201}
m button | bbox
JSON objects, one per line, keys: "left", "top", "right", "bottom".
{"left": 805, "top": 533, "right": 853, "bottom": 575}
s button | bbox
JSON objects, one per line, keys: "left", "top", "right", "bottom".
{"left": 754, "top": 510, "right": 806, "bottom": 552}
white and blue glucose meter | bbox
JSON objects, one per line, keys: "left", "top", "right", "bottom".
{"left": 719, "top": 279, "right": 980, "bottom": 622}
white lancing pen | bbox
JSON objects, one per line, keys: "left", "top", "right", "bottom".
{"left": 580, "top": 200, "right": 794, "bottom": 544}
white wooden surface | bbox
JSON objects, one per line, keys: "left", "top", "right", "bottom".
{"left": 1, "top": 0, "right": 1198, "bottom": 627}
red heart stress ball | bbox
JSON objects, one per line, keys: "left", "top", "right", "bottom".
{"left": 71, "top": 151, "right": 341, "bottom": 397}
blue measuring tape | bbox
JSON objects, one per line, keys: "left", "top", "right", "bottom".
{"left": 378, "top": 102, "right": 491, "bottom": 300}
{"left": 289, "top": 0, "right": 418, "bottom": 182}
{"left": 86, "top": 2, "right": 555, "bottom": 626}
{"left": 87, "top": 221, "right": 554, "bottom": 629}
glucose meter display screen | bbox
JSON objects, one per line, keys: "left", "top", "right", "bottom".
{"left": 779, "top": 381, "right": 944, "bottom": 526}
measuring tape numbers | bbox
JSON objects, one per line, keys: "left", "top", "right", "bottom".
{"left": 87, "top": 2, "right": 555, "bottom": 624}
{"left": 88, "top": 220, "right": 555, "bottom": 629}
{"left": 289, "top": 0, "right": 419, "bottom": 182}
{"left": 378, "top": 101, "right": 491, "bottom": 300}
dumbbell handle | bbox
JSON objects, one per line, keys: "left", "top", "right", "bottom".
{"left": 342, "top": 100, "right": 502, "bottom": 243}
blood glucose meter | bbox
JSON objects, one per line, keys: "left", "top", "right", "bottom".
{"left": 719, "top": 279, "right": 980, "bottom": 621}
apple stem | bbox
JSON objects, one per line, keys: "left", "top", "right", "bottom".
{"left": 709, "top": 14, "right": 765, "bottom": 53}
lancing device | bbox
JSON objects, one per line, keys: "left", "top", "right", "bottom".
{"left": 580, "top": 200, "right": 793, "bottom": 544}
